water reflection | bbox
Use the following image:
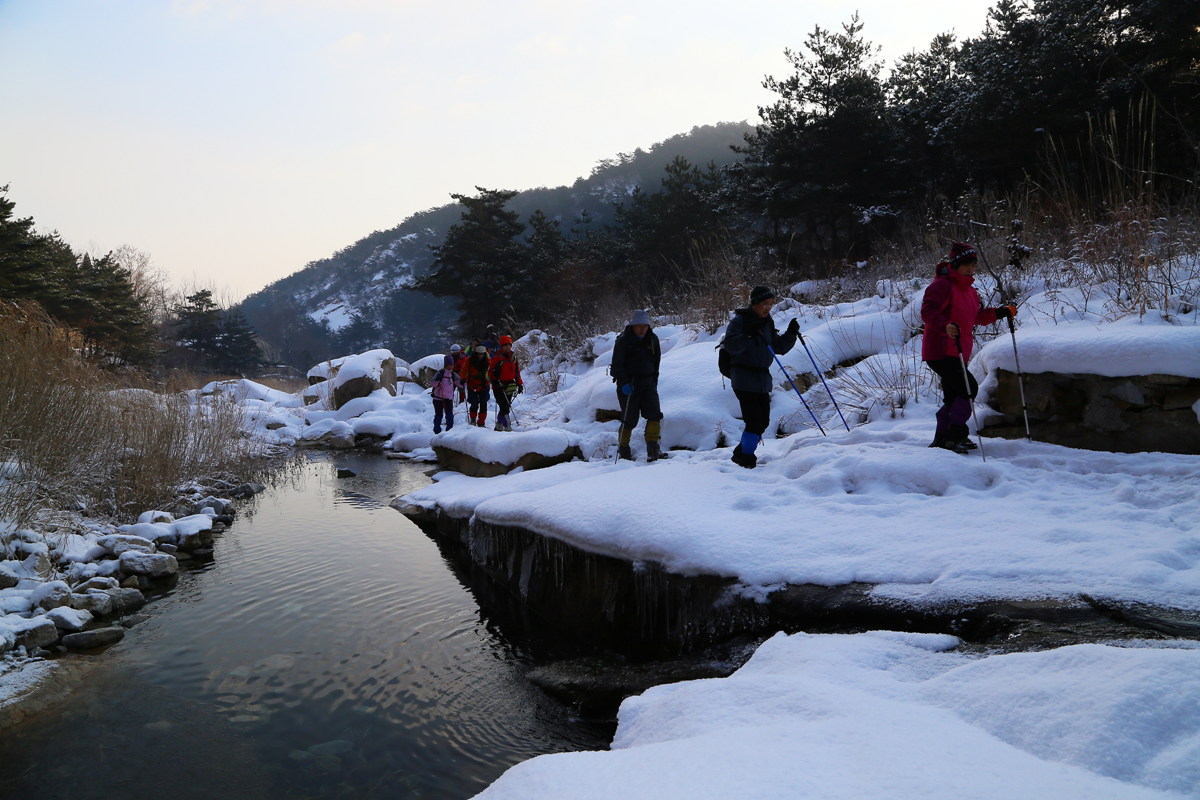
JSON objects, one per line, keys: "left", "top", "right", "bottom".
{"left": 0, "top": 452, "right": 609, "bottom": 799}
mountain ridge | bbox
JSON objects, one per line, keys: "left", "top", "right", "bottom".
{"left": 239, "top": 122, "right": 752, "bottom": 366}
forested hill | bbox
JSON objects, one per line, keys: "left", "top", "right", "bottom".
{"left": 238, "top": 122, "right": 752, "bottom": 367}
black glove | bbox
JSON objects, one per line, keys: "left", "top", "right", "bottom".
{"left": 786, "top": 318, "right": 800, "bottom": 335}
{"left": 996, "top": 304, "right": 1017, "bottom": 320}
{"left": 517, "top": 384, "right": 524, "bottom": 394}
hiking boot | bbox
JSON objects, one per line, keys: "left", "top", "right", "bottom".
{"left": 617, "top": 445, "right": 634, "bottom": 461}
{"left": 730, "top": 445, "right": 757, "bottom": 469}
{"left": 930, "top": 439, "right": 970, "bottom": 455}
{"left": 494, "top": 423, "right": 505, "bottom": 431}
{"left": 645, "top": 441, "right": 666, "bottom": 461}
{"left": 955, "top": 437, "right": 978, "bottom": 450}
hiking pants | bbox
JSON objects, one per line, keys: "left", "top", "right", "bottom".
{"left": 927, "top": 357, "right": 978, "bottom": 441}
{"left": 433, "top": 398, "right": 454, "bottom": 433}
{"left": 467, "top": 386, "right": 490, "bottom": 418}
{"left": 734, "top": 389, "right": 771, "bottom": 437}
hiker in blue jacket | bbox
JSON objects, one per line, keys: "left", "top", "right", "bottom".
{"left": 722, "top": 285, "right": 800, "bottom": 468}
{"left": 611, "top": 309, "right": 666, "bottom": 462}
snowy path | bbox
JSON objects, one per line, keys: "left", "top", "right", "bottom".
{"left": 405, "top": 417, "right": 1200, "bottom": 613}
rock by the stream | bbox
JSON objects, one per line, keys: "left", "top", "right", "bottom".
{"left": 60, "top": 626, "right": 126, "bottom": 650}
{"left": 46, "top": 606, "right": 93, "bottom": 632}
{"left": 118, "top": 551, "right": 179, "bottom": 578}
{"left": 528, "top": 656, "right": 742, "bottom": 716}
{"left": 11, "top": 617, "right": 60, "bottom": 650}
{"left": 431, "top": 428, "right": 583, "bottom": 478}
{"left": 985, "top": 369, "right": 1200, "bottom": 453}
{"left": 30, "top": 580, "right": 71, "bottom": 611}
{"left": 105, "top": 587, "right": 147, "bottom": 614}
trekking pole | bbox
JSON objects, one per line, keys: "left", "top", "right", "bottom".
{"left": 794, "top": 327, "right": 851, "bottom": 432}
{"left": 508, "top": 384, "right": 520, "bottom": 429}
{"left": 1004, "top": 316, "right": 1032, "bottom": 439}
{"left": 768, "top": 346, "right": 826, "bottom": 436}
{"left": 975, "top": 247, "right": 1031, "bottom": 440}
{"left": 954, "top": 335, "right": 986, "bottom": 461}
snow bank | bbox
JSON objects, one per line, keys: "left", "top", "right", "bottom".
{"left": 476, "top": 632, "right": 1200, "bottom": 800}
{"left": 404, "top": 425, "right": 1200, "bottom": 610}
{"left": 978, "top": 318, "right": 1200, "bottom": 379}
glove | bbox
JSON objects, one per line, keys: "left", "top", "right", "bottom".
{"left": 621, "top": 383, "right": 633, "bottom": 396}
{"left": 996, "top": 304, "right": 1017, "bottom": 320}
{"left": 786, "top": 318, "right": 800, "bottom": 335}
{"left": 517, "top": 384, "right": 524, "bottom": 394}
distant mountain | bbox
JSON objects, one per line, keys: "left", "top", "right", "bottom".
{"left": 240, "top": 122, "right": 753, "bottom": 366}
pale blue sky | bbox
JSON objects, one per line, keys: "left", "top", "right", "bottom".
{"left": 0, "top": 0, "right": 995, "bottom": 299}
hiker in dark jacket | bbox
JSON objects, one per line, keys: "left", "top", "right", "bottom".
{"left": 722, "top": 285, "right": 800, "bottom": 468}
{"left": 611, "top": 309, "right": 666, "bottom": 461}
{"left": 921, "top": 241, "right": 1015, "bottom": 453}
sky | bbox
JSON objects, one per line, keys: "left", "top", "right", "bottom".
{"left": 0, "top": 0, "right": 997, "bottom": 301}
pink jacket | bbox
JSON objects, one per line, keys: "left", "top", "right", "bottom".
{"left": 921, "top": 265, "right": 998, "bottom": 362}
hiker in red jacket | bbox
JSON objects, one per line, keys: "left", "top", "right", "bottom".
{"left": 488, "top": 335, "right": 523, "bottom": 431}
{"left": 921, "top": 242, "right": 1016, "bottom": 453}
{"left": 459, "top": 345, "right": 492, "bottom": 427}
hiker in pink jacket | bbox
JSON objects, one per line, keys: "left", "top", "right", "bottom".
{"left": 921, "top": 242, "right": 1016, "bottom": 453}
{"left": 431, "top": 354, "right": 463, "bottom": 434}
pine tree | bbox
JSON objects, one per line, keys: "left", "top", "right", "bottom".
{"left": 171, "top": 290, "right": 224, "bottom": 370}
{"left": 413, "top": 188, "right": 527, "bottom": 335}
{"left": 733, "top": 16, "right": 910, "bottom": 265}
{"left": 217, "top": 308, "right": 263, "bottom": 374}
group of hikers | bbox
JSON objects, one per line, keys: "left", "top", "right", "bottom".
{"left": 429, "top": 325, "right": 524, "bottom": 433}
{"left": 429, "top": 242, "right": 1017, "bottom": 467}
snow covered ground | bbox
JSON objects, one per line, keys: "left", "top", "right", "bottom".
{"left": 198, "top": 263, "right": 1199, "bottom": 797}
{"left": 5, "top": 260, "right": 1198, "bottom": 796}
{"left": 476, "top": 631, "right": 1200, "bottom": 799}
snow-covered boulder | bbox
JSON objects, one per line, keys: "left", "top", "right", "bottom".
{"left": 6, "top": 615, "right": 59, "bottom": 650}
{"left": 432, "top": 428, "right": 583, "bottom": 478}
{"left": 198, "top": 378, "right": 304, "bottom": 408}
{"left": 307, "top": 349, "right": 403, "bottom": 409}
{"left": 298, "top": 419, "right": 356, "bottom": 449}
{"left": 410, "top": 353, "right": 448, "bottom": 387}
{"left": 46, "top": 605, "right": 92, "bottom": 632}
{"left": 95, "top": 534, "right": 157, "bottom": 557}
{"left": 30, "top": 580, "right": 71, "bottom": 611}
{"left": 70, "top": 589, "right": 114, "bottom": 617}
{"left": 434, "top": 429, "right": 583, "bottom": 479}
{"left": 979, "top": 320, "right": 1200, "bottom": 453}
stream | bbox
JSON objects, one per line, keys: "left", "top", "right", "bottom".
{"left": 0, "top": 452, "right": 611, "bottom": 799}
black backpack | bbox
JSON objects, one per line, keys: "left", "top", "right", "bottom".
{"left": 717, "top": 340, "right": 732, "bottom": 379}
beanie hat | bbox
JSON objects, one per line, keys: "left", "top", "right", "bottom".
{"left": 474, "top": 345, "right": 487, "bottom": 355}
{"left": 443, "top": 354, "right": 454, "bottom": 367}
{"left": 749, "top": 285, "right": 776, "bottom": 305}
{"left": 948, "top": 242, "right": 978, "bottom": 267}
{"left": 450, "top": 344, "right": 461, "bottom": 352}
{"left": 629, "top": 309, "right": 651, "bottom": 326}
{"left": 498, "top": 334, "right": 513, "bottom": 345}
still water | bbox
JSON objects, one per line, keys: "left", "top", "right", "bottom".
{"left": 0, "top": 452, "right": 610, "bottom": 799}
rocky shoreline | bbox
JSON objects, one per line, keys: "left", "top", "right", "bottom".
{"left": 0, "top": 477, "right": 267, "bottom": 728}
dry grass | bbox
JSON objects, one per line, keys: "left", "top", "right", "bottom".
{"left": 0, "top": 304, "right": 259, "bottom": 532}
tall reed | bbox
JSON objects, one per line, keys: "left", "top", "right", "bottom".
{"left": 0, "top": 303, "right": 257, "bottom": 531}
